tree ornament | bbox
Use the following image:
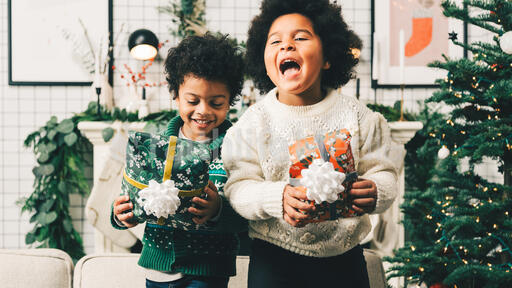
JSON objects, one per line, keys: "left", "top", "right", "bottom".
{"left": 500, "top": 31, "right": 512, "bottom": 54}
{"left": 438, "top": 145, "right": 450, "bottom": 159}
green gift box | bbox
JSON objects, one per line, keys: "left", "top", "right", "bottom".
{"left": 122, "top": 131, "right": 212, "bottom": 230}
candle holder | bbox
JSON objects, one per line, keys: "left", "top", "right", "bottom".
{"left": 95, "top": 87, "right": 102, "bottom": 116}
{"left": 400, "top": 84, "right": 405, "bottom": 121}
{"left": 356, "top": 78, "right": 360, "bottom": 100}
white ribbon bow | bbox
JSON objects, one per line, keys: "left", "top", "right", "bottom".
{"left": 300, "top": 158, "right": 346, "bottom": 204}
{"left": 137, "top": 180, "right": 181, "bottom": 218}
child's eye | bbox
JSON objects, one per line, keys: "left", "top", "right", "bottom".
{"left": 211, "top": 102, "right": 225, "bottom": 108}
{"left": 269, "top": 39, "right": 281, "bottom": 45}
{"left": 187, "top": 101, "right": 199, "bottom": 105}
{"left": 295, "top": 37, "right": 308, "bottom": 41}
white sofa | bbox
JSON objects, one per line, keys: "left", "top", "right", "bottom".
{"left": 0, "top": 248, "right": 74, "bottom": 288}
{"left": 1, "top": 248, "right": 387, "bottom": 288}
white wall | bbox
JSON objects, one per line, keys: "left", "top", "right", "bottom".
{"left": 1, "top": 0, "right": 497, "bottom": 254}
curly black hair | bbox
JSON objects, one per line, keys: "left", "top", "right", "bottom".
{"left": 245, "top": 0, "right": 361, "bottom": 94}
{"left": 165, "top": 33, "right": 244, "bottom": 106}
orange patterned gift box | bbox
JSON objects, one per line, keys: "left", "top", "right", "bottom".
{"left": 288, "top": 129, "right": 358, "bottom": 223}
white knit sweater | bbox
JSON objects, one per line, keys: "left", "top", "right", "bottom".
{"left": 222, "top": 88, "right": 398, "bottom": 257}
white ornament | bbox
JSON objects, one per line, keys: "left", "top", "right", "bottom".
{"left": 137, "top": 179, "right": 181, "bottom": 219}
{"left": 500, "top": 31, "right": 512, "bottom": 54}
{"left": 438, "top": 145, "right": 450, "bottom": 159}
{"left": 300, "top": 158, "right": 346, "bottom": 204}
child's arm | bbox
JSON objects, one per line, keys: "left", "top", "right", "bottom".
{"left": 222, "top": 112, "right": 303, "bottom": 222}
{"left": 111, "top": 195, "right": 138, "bottom": 229}
{"left": 353, "top": 108, "right": 399, "bottom": 214}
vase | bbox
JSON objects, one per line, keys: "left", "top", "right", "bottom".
{"left": 91, "top": 74, "right": 114, "bottom": 110}
{"left": 124, "top": 85, "right": 141, "bottom": 113}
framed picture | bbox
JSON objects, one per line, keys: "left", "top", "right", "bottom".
{"left": 8, "top": 0, "right": 113, "bottom": 86}
{"left": 371, "top": 0, "right": 466, "bottom": 88}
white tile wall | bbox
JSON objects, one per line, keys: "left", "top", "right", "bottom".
{"left": 0, "top": 0, "right": 501, "bottom": 256}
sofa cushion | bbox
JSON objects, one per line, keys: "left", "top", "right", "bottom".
{"left": 0, "top": 248, "right": 73, "bottom": 288}
{"left": 73, "top": 253, "right": 145, "bottom": 288}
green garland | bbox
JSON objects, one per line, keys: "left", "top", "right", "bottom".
{"left": 22, "top": 102, "right": 176, "bottom": 260}
{"left": 366, "top": 101, "right": 416, "bottom": 122}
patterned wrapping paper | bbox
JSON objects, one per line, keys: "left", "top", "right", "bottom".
{"left": 288, "top": 129, "right": 358, "bottom": 223}
{"left": 122, "top": 131, "right": 214, "bottom": 230}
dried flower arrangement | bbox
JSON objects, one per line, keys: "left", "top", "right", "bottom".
{"left": 60, "top": 20, "right": 125, "bottom": 76}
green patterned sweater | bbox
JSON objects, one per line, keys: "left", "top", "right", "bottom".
{"left": 111, "top": 116, "right": 247, "bottom": 276}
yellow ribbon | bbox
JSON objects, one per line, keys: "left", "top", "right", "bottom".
{"left": 163, "top": 136, "right": 177, "bottom": 183}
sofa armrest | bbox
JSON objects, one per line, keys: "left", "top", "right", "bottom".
{"left": 0, "top": 248, "right": 73, "bottom": 288}
{"left": 73, "top": 253, "right": 145, "bottom": 288}
{"left": 364, "top": 249, "right": 387, "bottom": 288}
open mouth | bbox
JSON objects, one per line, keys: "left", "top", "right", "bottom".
{"left": 279, "top": 59, "right": 301, "bottom": 75}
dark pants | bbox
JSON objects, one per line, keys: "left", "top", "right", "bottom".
{"left": 146, "top": 275, "right": 229, "bottom": 288}
{"left": 248, "top": 239, "right": 370, "bottom": 288}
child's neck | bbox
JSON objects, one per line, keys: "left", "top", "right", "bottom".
{"left": 276, "top": 84, "right": 325, "bottom": 106}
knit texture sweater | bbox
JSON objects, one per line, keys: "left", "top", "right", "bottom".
{"left": 222, "top": 88, "right": 398, "bottom": 258}
{"left": 112, "top": 116, "right": 247, "bottom": 276}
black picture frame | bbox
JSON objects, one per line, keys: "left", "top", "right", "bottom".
{"left": 370, "top": 0, "right": 467, "bottom": 89}
{"left": 8, "top": 0, "right": 113, "bottom": 86}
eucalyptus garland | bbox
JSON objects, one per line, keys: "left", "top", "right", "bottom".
{"left": 22, "top": 102, "right": 176, "bottom": 260}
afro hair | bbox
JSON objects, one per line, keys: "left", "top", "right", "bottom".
{"left": 165, "top": 33, "right": 245, "bottom": 106}
{"left": 245, "top": 0, "right": 361, "bottom": 94}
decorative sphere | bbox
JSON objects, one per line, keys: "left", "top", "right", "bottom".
{"left": 438, "top": 145, "right": 450, "bottom": 159}
{"left": 500, "top": 31, "right": 512, "bottom": 54}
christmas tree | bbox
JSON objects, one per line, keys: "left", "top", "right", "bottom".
{"left": 386, "top": 1, "right": 512, "bottom": 287}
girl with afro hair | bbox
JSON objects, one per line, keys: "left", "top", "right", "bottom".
{"left": 222, "top": 1, "right": 397, "bottom": 287}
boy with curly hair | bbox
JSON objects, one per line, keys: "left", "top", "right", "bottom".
{"left": 112, "top": 33, "right": 246, "bottom": 288}
{"left": 222, "top": 0, "right": 398, "bottom": 287}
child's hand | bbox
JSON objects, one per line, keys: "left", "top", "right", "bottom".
{"left": 188, "top": 181, "right": 221, "bottom": 225}
{"left": 349, "top": 179, "right": 377, "bottom": 214}
{"left": 113, "top": 195, "right": 138, "bottom": 228}
{"left": 282, "top": 185, "right": 315, "bottom": 227}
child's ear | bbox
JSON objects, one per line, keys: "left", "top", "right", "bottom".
{"left": 323, "top": 61, "right": 331, "bottom": 70}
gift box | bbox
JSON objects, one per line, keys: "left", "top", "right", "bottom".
{"left": 288, "top": 129, "right": 358, "bottom": 223}
{"left": 122, "top": 131, "right": 213, "bottom": 230}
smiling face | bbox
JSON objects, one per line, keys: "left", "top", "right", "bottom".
{"left": 264, "top": 13, "right": 330, "bottom": 104}
{"left": 175, "top": 74, "right": 230, "bottom": 141}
